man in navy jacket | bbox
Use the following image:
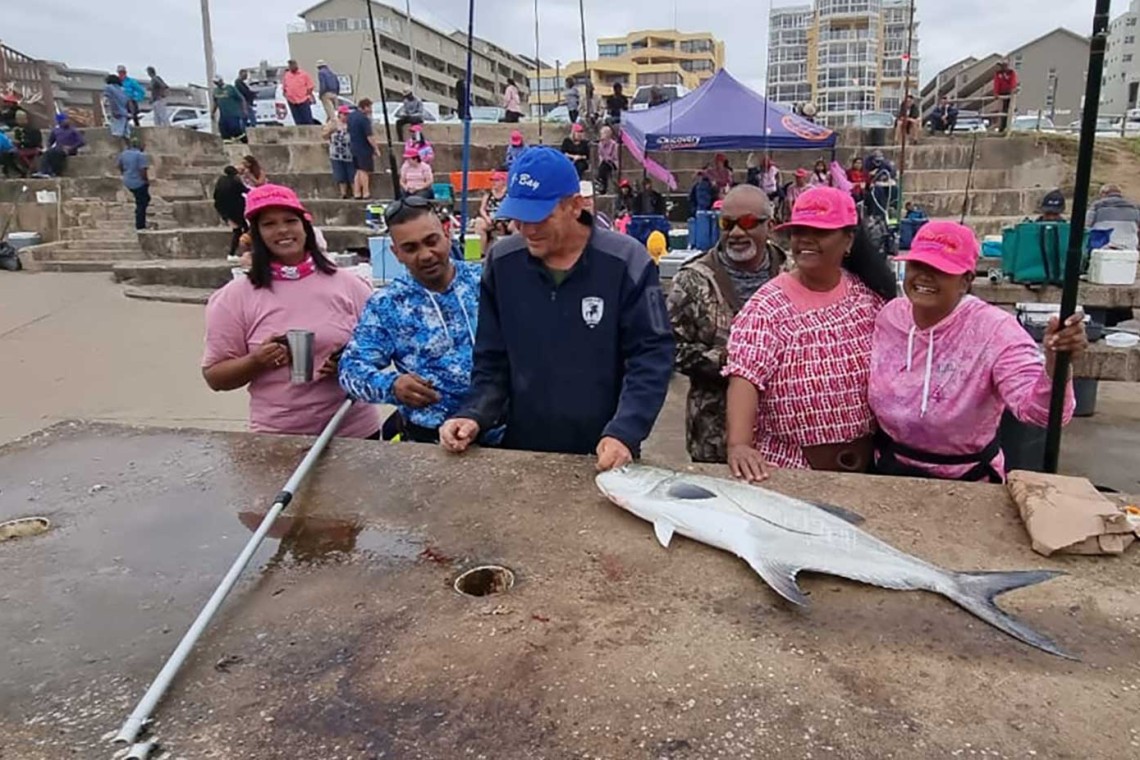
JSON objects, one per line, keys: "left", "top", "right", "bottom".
{"left": 440, "top": 146, "right": 674, "bottom": 470}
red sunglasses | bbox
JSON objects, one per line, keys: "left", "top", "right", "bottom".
{"left": 718, "top": 214, "right": 769, "bottom": 232}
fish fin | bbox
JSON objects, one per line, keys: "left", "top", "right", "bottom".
{"left": 743, "top": 555, "right": 810, "bottom": 607}
{"left": 666, "top": 481, "right": 718, "bottom": 500}
{"left": 653, "top": 520, "right": 675, "bottom": 548}
{"left": 944, "top": 570, "right": 1076, "bottom": 661}
{"left": 807, "top": 500, "right": 865, "bottom": 525}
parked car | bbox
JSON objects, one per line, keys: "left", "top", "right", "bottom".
{"left": 137, "top": 106, "right": 211, "bottom": 131}
{"left": 1011, "top": 115, "right": 1056, "bottom": 133}
{"left": 374, "top": 100, "right": 442, "bottom": 125}
{"left": 954, "top": 110, "right": 990, "bottom": 133}
{"left": 1069, "top": 117, "right": 1121, "bottom": 136}
{"left": 255, "top": 83, "right": 355, "bottom": 126}
{"left": 630, "top": 84, "right": 689, "bottom": 111}
{"left": 542, "top": 105, "right": 573, "bottom": 123}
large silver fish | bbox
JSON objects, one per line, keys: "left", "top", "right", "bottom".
{"left": 596, "top": 465, "right": 1072, "bottom": 659}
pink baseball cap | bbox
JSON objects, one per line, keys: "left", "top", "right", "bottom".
{"left": 410, "top": 123, "right": 422, "bottom": 132}
{"left": 244, "top": 184, "right": 308, "bottom": 221}
{"left": 491, "top": 170, "right": 508, "bottom": 182}
{"left": 337, "top": 104, "right": 351, "bottom": 114}
{"left": 403, "top": 145, "right": 419, "bottom": 158}
{"left": 794, "top": 167, "right": 809, "bottom": 179}
{"left": 571, "top": 122, "right": 584, "bottom": 133}
{"left": 774, "top": 186, "right": 857, "bottom": 232}
{"left": 895, "top": 220, "right": 979, "bottom": 276}
{"left": 510, "top": 129, "right": 524, "bottom": 146}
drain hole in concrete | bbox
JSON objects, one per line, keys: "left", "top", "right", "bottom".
{"left": 0, "top": 517, "right": 51, "bottom": 542}
{"left": 454, "top": 565, "right": 515, "bottom": 597}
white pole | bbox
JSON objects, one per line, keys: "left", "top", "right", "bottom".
{"left": 405, "top": 0, "right": 418, "bottom": 94}
{"left": 201, "top": 0, "right": 217, "bottom": 129}
{"left": 112, "top": 399, "right": 355, "bottom": 751}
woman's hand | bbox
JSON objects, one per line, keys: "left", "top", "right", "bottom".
{"left": 1044, "top": 312, "right": 1089, "bottom": 377}
{"left": 317, "top": 346, "right": 344, "bottom": 380}
{"left": 252, "top": 336, "right": 290, "bottom": 372}
{"left": 728, "top": 444, "right": 770, "bottom": 483}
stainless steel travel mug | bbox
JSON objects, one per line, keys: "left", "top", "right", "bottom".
{"left": 286, "top": 329, "right": 315, "bottom": 384}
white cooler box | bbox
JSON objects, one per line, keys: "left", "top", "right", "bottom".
{"left": 1087, "top": 248, "right": 1139, "bottom": 285}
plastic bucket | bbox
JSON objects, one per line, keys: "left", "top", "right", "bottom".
{"left": 1073, "top": 378, "right": 1098, "bottom": 418}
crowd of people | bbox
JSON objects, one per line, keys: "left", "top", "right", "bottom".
{"left": 197, "top": 144, "right": 1090, "bottom": 485}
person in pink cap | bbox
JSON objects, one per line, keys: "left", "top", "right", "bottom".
{"left": 561, "top": 121, "right": 590, "bottom": 179}
{"left": 504, "top": 129, "right": 527, "bottom": 168}
{"left": 202, "top": 184, "right": 379, "bottom": 439}
{"left": 723, "top": 186, "right": 897, "bottom": 481}
{"left": 869, "top": 221, "right": 1088, "bottom": 482}
{"left": 784, "top": 167, "right": 811, "bottom": 212}
{"left": 399, "top": 144, "right": 434, "bottom": 199}
{"left": 475, "top": 169, "right": 510, "bottom": 257}
{"left": 404, "top": 122, "right": 434, "bottom": 164}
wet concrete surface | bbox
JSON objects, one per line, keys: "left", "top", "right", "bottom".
{"left": 1, "top": 422, "right": 1139, "bottom": 759}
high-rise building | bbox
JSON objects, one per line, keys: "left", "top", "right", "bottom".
{"left": 767, "top": 0, "right": 920, "bottom": 125}
{"left": 1102, "top": 0, "right": 1140, "bottom": 117}
{"left": 288, "top": 0, "right": 537, "bottom": 113}
{"left": 530, "top": 30, "right": 724, "bottom": 114}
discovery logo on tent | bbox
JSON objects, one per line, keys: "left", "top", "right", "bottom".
{"left": 654, "top": 135, "right": 701, "bottom": 150}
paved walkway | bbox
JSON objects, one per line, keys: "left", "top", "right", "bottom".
{"left": 2, "top": 271, "right": 1138, "bottom": 492}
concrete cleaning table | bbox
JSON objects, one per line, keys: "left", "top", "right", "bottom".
{"left": 1, "top": 423, "right": 1138, "bottom": 759}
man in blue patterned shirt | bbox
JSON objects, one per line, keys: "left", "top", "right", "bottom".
{"left": 339, "top": 199, "right": 481, "bottom": 443}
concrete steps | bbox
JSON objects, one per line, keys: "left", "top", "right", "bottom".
{"left": 113, "top": 259, "right": 234, "bottom": 289}
{"left": 123, "top": 285, "right": 214, "bottom": 305}
{"left": 138, "top": 226, "right": 374, "bottom": 259}
{"left": 31, "top": 246, "right": 148, "bottom": 262}
{"left": 35, "top": 260, "right": 124, "bottom": 273}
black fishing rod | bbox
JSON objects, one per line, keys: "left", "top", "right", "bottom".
{"left": 365, "top": 0, "right": 401, "bottom": 198}
{"left": 959, "top": 130, "right": 979, "bottom": 224}
{"left": 533, "top": 0, "right": 543, "bottom": 143}
{"left": 1043, "top": 0, "right": 1111, "bottom": 473}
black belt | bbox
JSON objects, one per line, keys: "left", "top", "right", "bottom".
{"left": 874, "top": 429, "right": 1003, "bottom": 484}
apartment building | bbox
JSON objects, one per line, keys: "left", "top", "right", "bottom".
{"left": 920, "top": 28, "right": 1088, "bottom": 123}
{"left": 1103, "top": 0, "right": 1140, "bottom": 116}
{"left": 767, "top": 0, "right": 920, "bottom": 125}
{"left": 288, "top": 0, "right": 535, "bottom": 112}
{"left": 530, "top": 30, "right": 724, "bottom": 113}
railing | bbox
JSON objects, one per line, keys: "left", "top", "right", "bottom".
{"left": 0, "top": 42, "right": 56, "bottom": 126}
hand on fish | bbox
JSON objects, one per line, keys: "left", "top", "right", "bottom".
{"left": 595, "top": 436, "right": 632, "bottom": 472}
{"left": 727, "top": 444, "right": 771, "bottom": 483}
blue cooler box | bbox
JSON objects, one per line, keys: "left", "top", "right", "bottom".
{"left": 627, "top": 215, "right": 671, "bottom": 247}
{"left": 687, "top": 210, "right": 720, "bottom": 252}
{"left": 369, "top": 236, "right": 407, "bottom": 283}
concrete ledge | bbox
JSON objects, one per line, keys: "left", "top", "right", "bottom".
{"left": 138, "top": 226, "right": 375, "bottom": 258}
{"left": 972, "top": 278, "right": 1140, "bottom": 309}
{"left": 1074, "top": 342, "right": 1140, "bottom": 381}
{"left": 112, "top": 259, "right": 234, "bottom": 288}
{"left": 122, "top": 284, "right": 213, "bottom": 304}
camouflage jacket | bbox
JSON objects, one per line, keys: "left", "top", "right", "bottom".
{"left": 666, "top": 244, "right": 787, "bottom": 463}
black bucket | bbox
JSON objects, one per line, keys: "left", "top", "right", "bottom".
{"left": 1073, "top": 378, "right": 1099, "bottom": 417}
{"left": 999, "top": 411, "right": 1047, "bottom": 472}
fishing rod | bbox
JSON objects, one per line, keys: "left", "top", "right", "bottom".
{"left": 578, "top": 0, "right": 590, "bottom": 121}
{"left": 959, "top": 130, "right": 979, "bottom": 224}
{"left": 458, "top": 0, "right": 476, "bottom": 240}
{"left": 112, "top": 399, "right": 355, "bottom": 759}
{"left": 1043, "top": 0, "right": 1111, "bottom": 473}
{"left": 364, "top": 0, "right": 401, "bottom": 198}
{"left": 533, "top": 0, "right": 543, "bottom": 143}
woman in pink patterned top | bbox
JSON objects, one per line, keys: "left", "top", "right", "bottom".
{"left": 869, "top": 221, "right": 1088, "bottom": 482}
{"left": 724, "top": 187, "right": 897, "bottom": 481}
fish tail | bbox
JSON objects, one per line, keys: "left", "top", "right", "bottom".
{"left": 944, "top": 570, "right": 1075, "bottom": 660}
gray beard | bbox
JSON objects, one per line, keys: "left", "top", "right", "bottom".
{"left": 724, "top": 240, "right": 760, "bottom": 264}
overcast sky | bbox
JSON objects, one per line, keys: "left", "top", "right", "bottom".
{"left": 0, "top": 0, "right": 1126, "bottom": 92}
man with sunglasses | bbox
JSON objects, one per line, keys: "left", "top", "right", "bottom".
{"left": 439, "top": 146, "right": 674, "bottom": 471}
{"left": 339, "top": 198, "right": 481, "bottom": 444}
{"left": 667, "top": 185, "right": 786, "bottom": 463}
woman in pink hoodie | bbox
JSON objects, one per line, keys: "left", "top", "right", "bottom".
{"left": 869, "top": 221, "right": 1088, "bottom": 482}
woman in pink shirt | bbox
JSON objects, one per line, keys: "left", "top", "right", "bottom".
{"left": 399, "top": 146, "right": 435, "bottom": 198}
{"left": 724, "top": 187, "right": 898, "bottom": 481}
{"left": 502, "top": 78, "right": 523, "bottom": 123}
{"left": 202, "top": 184, "right": 379, "bottom": 439}
{"left": 869, "top": 221, "right": 1088, "bottom": 482}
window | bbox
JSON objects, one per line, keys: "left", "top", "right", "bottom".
{"left": 1126, "top": 54, "right": 1134, "bottom": 63}
{"left": 1128, "top": 36, "right": 1136, "bottom": 44}
{"left": 598, "top": 44, "right": 627, "bottom": 57}
{"left": 1130, "top": 17, "right": 1138, "bottom": 27}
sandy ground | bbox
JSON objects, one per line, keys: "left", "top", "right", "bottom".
{"left": 2, "top": 271, "right": 1138, "bottom": 491}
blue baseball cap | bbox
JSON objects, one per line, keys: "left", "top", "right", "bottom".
{"left": 496, "top": 146, "right": 581, "bottom": 223}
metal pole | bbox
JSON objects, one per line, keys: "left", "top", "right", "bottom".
{"left": 405, "top": 0, "right": 418, "bottom": 94}
{"left": 534, "top": 0, "right": 543, "bottom": 141}
{"left": 365, "top": 0, "right": 401, "bottom": 198}
{"left": 459, "top": 0, "right": 476, "bottom": 244}
{"left": 1043, "top": 0, "right": 1111, "bottom": 473}
{"left": 578, "top": 0, "right": 592, "bottom": 119}
{"left": 113, "top": 398, "right": 355, "bottom": 753}
{"left": 898, "top": 0, "right": 917, "bottom": 185}
{"left": 200, "top": 0, "right": 217, "bottom": 131}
